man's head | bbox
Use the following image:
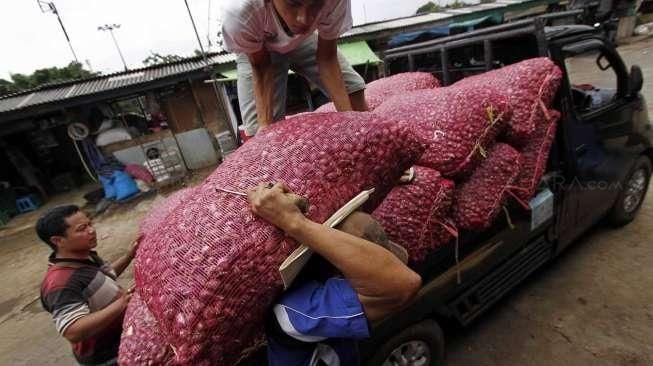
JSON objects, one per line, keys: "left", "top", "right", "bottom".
{"left": 36, "top": 205, "right": 97, "bottom": 253}
{"left": 337, "top": 212, "right": 409, "bottom": 264}
{"left": 271, "top": 0, "right": 325, "bottom": 35}
{"left": 301, "top": 211, "right": 408, "bottom": 282}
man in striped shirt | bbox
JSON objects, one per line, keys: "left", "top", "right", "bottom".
{"left": 37, "top": 205, "right": 139, "bottom": 366}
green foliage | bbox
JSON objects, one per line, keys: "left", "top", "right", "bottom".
{"left": 449, "top": 0, "right": 466, "bottom": 9}
{"left": 0, "top": 79, "right": 17, "bottom": 96}
{"left": 0, "top": 62, "right": 98, "bottom": 96}
{"left": 142, "top": 52, "right": 185, "bottom": 66}
{"left": 416, "top": 1, "right": 443, "bottom": 14}
{"left": 416, "top": 0, "right": 482, "bottom": 14}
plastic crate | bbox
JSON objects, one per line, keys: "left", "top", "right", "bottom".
{"left": 16, "top": 194, "right": 42, "bottom": 214}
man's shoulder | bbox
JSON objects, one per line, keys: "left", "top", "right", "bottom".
{"left": 40, "top": 262, "right": 99, "bottom": 294}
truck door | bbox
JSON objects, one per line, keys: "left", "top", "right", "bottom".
{"left": 553, "top": 37, "right": 637, "bottom": 248}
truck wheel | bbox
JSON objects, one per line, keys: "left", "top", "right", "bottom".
{"left": 608, "top": 156, "right": 652, "bottom": 226}
{"left": 365, "top": 320, "right": 445, "bottom": 366}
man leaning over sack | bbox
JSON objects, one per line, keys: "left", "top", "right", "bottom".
{"left": 248, "top": 182, "right": 422, "bottom": 365}
{"left": 222, "top": 0, "right": 368, "bottom": 138}
{"left": 36, "top": 205, "right": 139, "bottom": 366}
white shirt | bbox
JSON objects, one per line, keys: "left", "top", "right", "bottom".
{"left": 221, "top": 0, "right": 352, "bottom": 54}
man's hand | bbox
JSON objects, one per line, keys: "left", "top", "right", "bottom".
{"left": 128, "top": 235, "right": 142, "bottom": 260}
{"left": 112, "top": 236, "right": 141, "bottom": 277}
{"left": 247, "top": 182, "right": 307, "bottom": 232}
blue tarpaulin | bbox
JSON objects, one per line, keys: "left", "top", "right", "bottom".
{"left": 387, "top": 13, "right": 504, "bottom": 48}
{"left": 387, "top": 26, "right": 450, "bottom": 47}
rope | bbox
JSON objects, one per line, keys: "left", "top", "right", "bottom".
{"left": 470, "top": 105, "right": 504, "bottom": 160}
{"left": 67, "top": 123, "right": 97, "bottom": 183}
{"left": 505, "top": 188, "right": 531, "bottom": 211}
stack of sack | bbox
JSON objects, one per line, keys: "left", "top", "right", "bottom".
{"left": 315, "top": 72, "right": 440, "bottom": 112}
{"left": 371, "top": 57, "right": 562, "bottom": 262}
{"left": 122, "top": 112, "right": 425, "bottom": 364}
{"left": 119, "top": 60, "right": 562, "bottom": 363}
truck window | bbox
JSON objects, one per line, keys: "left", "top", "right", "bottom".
{"left": 563, "top": 42, "right": 618, "bottom": 114}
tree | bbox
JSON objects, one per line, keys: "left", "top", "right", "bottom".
{"left": 0, "top": 62, "right": 98, "bottom": 96}
{"left": 214, "top": 15, "right": 225, "bottom": 52}
{"left": 0, "top": 79, "right": 17, "bottom": 96}
{"left": 416, "top": 0, "right": 478, "bottom": 14}
{"left": 416, "top": 1, "right": 443, "bottom": 14}
{"left": 142, "top": 52, "right": 185, "bottom": 66}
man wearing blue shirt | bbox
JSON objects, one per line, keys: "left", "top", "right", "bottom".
{"left": 248, "top": 182, "right": 422, "bottom": 366}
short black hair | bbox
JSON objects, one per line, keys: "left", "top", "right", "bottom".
{"left": 36, "top": 205, "right": 80, "bottom": 251}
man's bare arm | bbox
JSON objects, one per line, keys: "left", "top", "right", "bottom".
{"left": 248, "top": 183, "right": 421, "bottom": 323}
{"left": 63, "top": 291, "right": 130, "bottom": 343}
{"left": 248, "top": 49, "right": 276, "bottom": 130}
{"left": 316, "top": 37, "right": 353, "bottom": 112}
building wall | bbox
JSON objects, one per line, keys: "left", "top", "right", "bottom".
{"left": 160, "top": 82, "right": 203, "bottom": 133}
{"left": 191, "top": 80, "right": 230, "bottom": 137}
{"left": 159, "top": 79, "right": 230, "bottom": 138}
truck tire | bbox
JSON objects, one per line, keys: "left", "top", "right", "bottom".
{"left": 608, "top": 156, "right": 652, "bottom": 226}
{"left": 365, "top": 320, "right": 445, "bottom": 366}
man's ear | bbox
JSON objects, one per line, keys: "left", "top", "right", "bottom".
{"left": 50, "top": 235, "right": 66, "bottom": 250}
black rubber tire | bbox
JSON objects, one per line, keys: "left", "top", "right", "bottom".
{"left": 364, "top": 320, "right": 445, "bottom": 366}
{"left": 608, "top": 155, "right": 652, "bottom": 226}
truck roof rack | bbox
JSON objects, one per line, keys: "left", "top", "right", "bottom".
{"left": 383, "top": 10, "right": 585, "bottom": 85}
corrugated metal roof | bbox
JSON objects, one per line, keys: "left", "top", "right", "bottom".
{"left": 342, "top": 0, "right": 540, "bottom": 39}
{"left": 343, "top": 12, "right": 454, "bottom": 39}
{"left": 0, "top": 52, "right": 236, "bottom": 116}
{"left": 1, "top": 0, "right": 546, "bottom": 120}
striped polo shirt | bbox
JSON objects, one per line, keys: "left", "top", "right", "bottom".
{"left": 40, "top": 251, "right": 124, "bottom": 365}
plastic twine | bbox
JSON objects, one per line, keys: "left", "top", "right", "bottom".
{"left": 505, "top": 186, "right": 531, "bottom": 211}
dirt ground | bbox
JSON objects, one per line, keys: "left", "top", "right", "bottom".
{"left": 0, "top": 38, "right": 651, "bottom": 366}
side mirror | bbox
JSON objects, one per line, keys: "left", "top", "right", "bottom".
{"left": 629, "top": 65, "right": 643, "bottom": 95}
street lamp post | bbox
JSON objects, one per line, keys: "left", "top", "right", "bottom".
{"left": 98, "top": 24, "right": 128, "bottom": 71}
{"left": 183, "top": 0, "right": 238, "bottom": 144}
{"left": 37, "top": 0, "right": 79, "bottom": 63}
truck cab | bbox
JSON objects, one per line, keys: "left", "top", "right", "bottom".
{"left": 362, "top": 16, "right": 652, "bottom": 366}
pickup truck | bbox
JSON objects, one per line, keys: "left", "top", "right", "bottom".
{"left": 359, "top": 14, "right": 652, "bottom": 366}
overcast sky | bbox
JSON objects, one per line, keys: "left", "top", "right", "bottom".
{"left": 0, "top": 0, "right": 430, "bottom": 80}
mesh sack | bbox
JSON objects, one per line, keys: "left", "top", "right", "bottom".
{"left": 134, "top": 112, "right": 426, "bottom": 364}
{"left": 314, "top": 72, "right": 440, "bottom": 112}
{"left": 119, "top": 293, "right": 173, "bottom": 366}
{"left": 452, "top": 143, "right": 523, "bottom": 231}
{"left": 454, "top": 57, "right": 562, "bottom": 144}
{"left": 374, "top": 84, "right": 510, "bottom": 178}
{"left": 513, "top": 109, "right": 561, "bottom": 201}
{"left": 372, "top": 166, "right": 455, "bottom": 264}
{"left": 138, "top": 187, "right": 196, "bottom": 236}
